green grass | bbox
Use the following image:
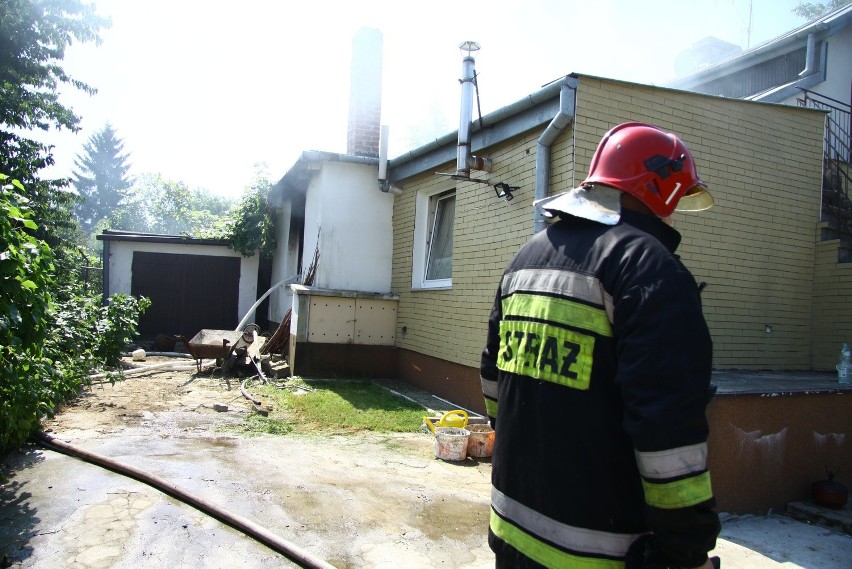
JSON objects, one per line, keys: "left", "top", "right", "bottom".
{"left": 234, "top": 379, "right": 428, "bottom": 436}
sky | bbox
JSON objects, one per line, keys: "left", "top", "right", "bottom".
{"left": 41, "top": 0, "right": 810, "bottom": 198}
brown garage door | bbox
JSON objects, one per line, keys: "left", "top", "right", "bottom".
{"left": 131, "top": 252, "right": 241, "bottom": 339}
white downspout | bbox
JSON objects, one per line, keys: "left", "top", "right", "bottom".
{"left": 534, "top": 76, "right": 578, "bottom": 234}
{"left": 799, "top": 32, "right": 816, "bottom": 77}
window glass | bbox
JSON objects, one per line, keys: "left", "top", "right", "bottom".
{"left": 425, "top": 192, "right": 455, "bottom": 281}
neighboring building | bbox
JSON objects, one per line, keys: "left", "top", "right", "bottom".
{"left": 98, "top": 230, "right": 259, "bottom": 339}
{"left": 666, "top": 3, "right": 852, "bottom": 372}
{"left": 665, "top": 4, "right": 852, "bottom": 106}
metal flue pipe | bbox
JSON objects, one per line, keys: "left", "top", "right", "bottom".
{"left": 456, "top": 41, "right": 480, "bottom": 178}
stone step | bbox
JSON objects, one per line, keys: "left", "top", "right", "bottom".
{"left": 786, "top": 501, "right": 852, "bottom": 535}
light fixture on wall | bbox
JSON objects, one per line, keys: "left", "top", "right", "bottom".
{"left": 494, "top": 182, "right": 518, "bottom": 202}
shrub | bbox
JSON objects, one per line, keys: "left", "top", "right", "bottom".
{"left": 1, "top": 175, "right": 150, "bottom": 451}
{"left": 0, "top": 175, "right": 56, "bottom": 450}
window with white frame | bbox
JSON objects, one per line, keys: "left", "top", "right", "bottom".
{"left": 412, "top": 188, "right": 456, "bottom": 289}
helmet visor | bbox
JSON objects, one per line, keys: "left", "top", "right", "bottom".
{"left": 675, "top": 184, "right": 714, "bottom": 212}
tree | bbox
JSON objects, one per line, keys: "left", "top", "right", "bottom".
{"left": 792, "top": 0, "right": 850, "bottom": 20}
{"left": 222, "top": 165, "right": 277, "bottom": 258}
{"left": 107, "top": 173, "right": 234, "bottom": 236}
{"left": 72, "top": 123, "right": 132, "bottom": 234}
{"left": 0, "top": 3, "right": 155, "bottom": 452}
{"left": 0, "top": 0, "right": 108, "bottom": 252}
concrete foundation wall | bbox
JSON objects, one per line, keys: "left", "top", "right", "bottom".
{"left": 707, "top": 392, "right": 852, "bottom": 514}
{"left": 394, "top": 350, "right": 852, "bottom": 514}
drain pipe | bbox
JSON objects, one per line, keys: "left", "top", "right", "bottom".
{"left": 799, "top": 32, "right": 816, "bottom": 77}
{"left": 34, "top": 432, "right": 337, "bottom": 569}
{"left": 534, "top": 76, "right": 578, "bottom": 234}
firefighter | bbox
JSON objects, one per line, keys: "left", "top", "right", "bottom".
{"left": 481, "top": 122, "right": 721, "bottom": 569}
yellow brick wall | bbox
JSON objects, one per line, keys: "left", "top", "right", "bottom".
{"left": 392, "top": 75, "right": 828, "bottom": 371}
{"left": 392, "top": 129, "right": 550, "bottom": 367}
{"left": 812, "top": 231, "right": 852, "bottom": 369}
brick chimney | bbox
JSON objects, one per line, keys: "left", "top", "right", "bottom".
{"left": 347, "top": 28, "right": 383, "bottom": 158}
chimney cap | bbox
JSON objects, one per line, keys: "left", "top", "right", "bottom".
{"left": 459, "top": 41, "right": 480, "bottom": 56}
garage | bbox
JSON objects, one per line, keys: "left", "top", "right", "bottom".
{"left": 130, "top": 251, "right": 240, "bottom": 338}
{"left": 98, "top": 230, "right": 260, "bottom": 339}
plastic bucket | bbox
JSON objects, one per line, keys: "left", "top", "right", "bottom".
{"left": 434, "top": 427, "right": 470, "bottom": 461}
{"left": 466, "top": 424, "right": 495, "bottom": 458}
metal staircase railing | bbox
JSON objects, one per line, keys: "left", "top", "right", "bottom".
{"left": 798, "top": 88, "right": 852, "bottom": 260}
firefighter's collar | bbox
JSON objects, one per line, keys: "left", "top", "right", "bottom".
{"left": 535, "top": 184, "right": 621, "bottom": 225}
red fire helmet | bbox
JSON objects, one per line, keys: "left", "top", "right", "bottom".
{"left": 582, "top": 122, "right": 714, "bottom": 218}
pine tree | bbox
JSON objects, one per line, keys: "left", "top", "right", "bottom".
{"left": 72, "top": 123, "right": 132, "bottom": 234}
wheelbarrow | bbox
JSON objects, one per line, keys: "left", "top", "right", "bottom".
{"left": 177, "top": 329, "right": 243, "bottom": 372}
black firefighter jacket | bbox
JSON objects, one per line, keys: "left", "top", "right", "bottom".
{"left": 480, "top": 209, "right": 720, "bottom": 568}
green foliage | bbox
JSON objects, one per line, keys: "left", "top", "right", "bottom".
{"left": 108, "top": 173, "right": 234, "bottom": 236}
{"left": 0, "top": 131, "right": 84, "bottom": 256}
{"left": 0, "top": 0, "right": 106, "bottom": 133}
{"left": 0, "top": 176, "right": 54, "bottom": 350}
{"left": 1, "top": 174, "right": 150, "bottom": 452}
{"left": 72, "top": 123, "right": 133, "bottom": 234}
{"left": 0, "top": 0, "right": 109, "bottom": 450}
{"left": 46, "top": 290, "right": 151, "bottom": 386}
{"left": 0, "top": 0, "right": 108, "bottom": 256}
{"left": 792, "top": 0, "right": 850, "bottom": 20}
{"left": 1, "top": 175, "right": 55, "bottom": 450}
{"left": 223, "top": 170, "right": 277, "bottom": 258}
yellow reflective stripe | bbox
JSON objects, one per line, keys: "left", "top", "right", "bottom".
{"left": 498, "top": 320, "right": 594, "bottom": 390}
{"left": 490, "top": 510, "right": 624, "bottom": 569}
{"left": 484, "top": 398, "right": 498, "bottom": 417}
{"left": 642, "top": 471, "right": 714, "bottom": 509}
{"left": 502, "top": 293, "right": 613, "bottom": 338}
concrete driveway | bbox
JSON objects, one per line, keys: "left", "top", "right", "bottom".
{"left": 1, "top": 365, "right": 850, "bottom": 568}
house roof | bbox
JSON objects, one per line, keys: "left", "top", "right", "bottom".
{"left": 665, "top": 4, "right": 852, "bottom": 91}
{"left": 384, "top": 71, "right": 809, "bottom": 185}
{"left": 271, "top": 150, "right": 379, "bottom": 205}
{"left": 96, "top": 229, "right": 231, "bottom": 246}
{"left": 387, "top": 75, "right": 573, "bottom": 183}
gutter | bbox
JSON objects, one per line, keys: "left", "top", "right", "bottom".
{"left": 388, "top": 79, "right": 567, "bottom": 182}
{"left": 534, "top": 77, "right": 578, "bottom": 234}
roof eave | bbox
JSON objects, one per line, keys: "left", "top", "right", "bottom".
{"left": 665, "top": 5, "right": 852, "bottom": 90}
{"left": 96, "top": 229, "right": 231, "bottom": 246}
{"left": 387, "top": 75, "right": 573, "bottom": 182}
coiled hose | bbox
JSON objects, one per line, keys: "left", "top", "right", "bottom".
{"left": 34, "top": 432, "right": 336, "bottom": 569}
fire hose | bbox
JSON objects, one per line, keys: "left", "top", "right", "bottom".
{"left": 33, "top": 432, "right": 336, "bottom": 569}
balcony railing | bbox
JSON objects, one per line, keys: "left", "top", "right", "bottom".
{"left": 798, "top": 88, "right": 852, "bottom": 250}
